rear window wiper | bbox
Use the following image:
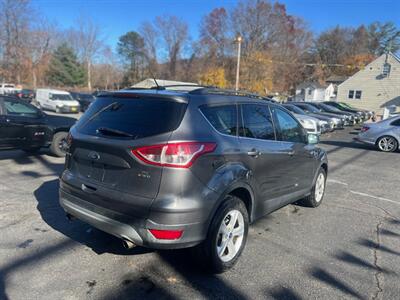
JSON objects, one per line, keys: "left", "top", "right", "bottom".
{"left": 96, "top": 127, "right": 134, "bottom": 138}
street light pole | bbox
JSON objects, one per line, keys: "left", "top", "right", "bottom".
{"left": 235, "top": 35, "right": 242, "bottom": 91}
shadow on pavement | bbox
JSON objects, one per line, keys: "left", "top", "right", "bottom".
{"left": 34, "top": 179, "right": 151, "bottom": 256}
{"left": 268, "top": 286, "right": 303, "bottom": 300}
{"left": 310, "top": 267, "right": 363, "bottom": 299}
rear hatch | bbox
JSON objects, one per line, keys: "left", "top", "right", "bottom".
{"left": 62, "top": 93, "right": 187, "bottom": 215}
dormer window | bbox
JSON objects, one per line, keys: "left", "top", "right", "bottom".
{"left": 382, "top": 63, "right": 391, "bottom": 76}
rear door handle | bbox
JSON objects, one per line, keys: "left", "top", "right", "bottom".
{"left": 247, "top": 150, "right": 260, "bottom": 157}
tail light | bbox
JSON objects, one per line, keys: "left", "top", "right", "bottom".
{"left": 361, "top": 126, "right": 370, "bottom": 132}
{"left": 132, "top": 142, "right": 217, "bottom": 168}
{"left": 149, "top": 229, "right": 183, "bottom": 240}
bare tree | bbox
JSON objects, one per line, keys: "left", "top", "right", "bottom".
{"left": 28, "top": 20, "right": 57, "bottom": 88}
{"left": 0, "top": 0, "right": 31, "bottom": 83}
{"left": 154, "top": 15, "right": 189, "bottom": 79}
{"left": 139, "top": 21, "right": 159, "bottom": 74}
{"left": 67, "top": 16, "right": 103, "bottom": 91}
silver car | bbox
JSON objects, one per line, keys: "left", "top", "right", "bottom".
{"left": 356, "top": 116, "right": 400, "bottom": 152}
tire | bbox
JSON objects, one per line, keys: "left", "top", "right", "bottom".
{"left": 298, "top": 167, "right": 326, "bottom": 208}
{"left": 376, "top": 136, "right": 398, "bottom": 152}
{"left": 50, "top": 131, "right": 68, "bottom": 157}
{"left": 22, "top": 147, "right": 41, "bottom": 154}
{"left": 196, "top": 195, "right": 249, "bottom": 273}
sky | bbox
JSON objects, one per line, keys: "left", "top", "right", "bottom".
{"left": 32, "top": 0, "right": 400, "bottom": 49}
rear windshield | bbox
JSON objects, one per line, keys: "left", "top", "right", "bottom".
{"left": 76, "top": 97, "right": 187, "bottom": 139}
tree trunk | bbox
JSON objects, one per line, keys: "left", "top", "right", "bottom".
{"left": 87, "top": 60, "right": 92, "bottom": 91}
{"left": 32, "top": 68, "right": 37, "bottom": 89}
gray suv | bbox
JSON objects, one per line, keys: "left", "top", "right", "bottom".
{"left": 59, "top": 88, "right": 328, "bottom": 273}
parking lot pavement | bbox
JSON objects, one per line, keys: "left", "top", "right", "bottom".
{"left": 0, "top": 126, "right": 399, "bottom": 299}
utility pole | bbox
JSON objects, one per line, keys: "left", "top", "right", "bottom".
{"left": 235, "top": 35, "right": 242, "bottom": 91}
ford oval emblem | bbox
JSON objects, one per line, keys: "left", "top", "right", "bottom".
{"left": 88, "top": 151, "right": 100, "bottom": 160}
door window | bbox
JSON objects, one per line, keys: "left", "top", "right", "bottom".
{"left": 200, "top": 105, "right": 237, "bottom": 136}
{"left": 4, "top": 99, "right": 39, "bottom": 118}
{"left": 391, "top": 118, "right": 400, "bottom": 126}
{"left": 240, "top": 104, "right": 275, "bottom": 140}
{"left": 272, "top": 108, "right": 305, "bottom": 143}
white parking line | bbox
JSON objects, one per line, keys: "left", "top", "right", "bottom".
{"left": 328, "top": 179, "right": 399, "bottom": 206}
{"left": 349, "top": 191, "right": 400, "bottom": 206}
{"left": 327, "top": 179, "right": 348, "bottom": 186}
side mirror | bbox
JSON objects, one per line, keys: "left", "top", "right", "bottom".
{"left": 307, "top": 133, "right": 319, "bottom": 145}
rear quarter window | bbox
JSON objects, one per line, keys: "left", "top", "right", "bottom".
{"left": 200, "top": 104, "right": 238, "bottom": 136}
{"left": 76, "top": 97, "right": 187, "bottom": 139}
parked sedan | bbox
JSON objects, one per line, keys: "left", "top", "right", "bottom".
{"left": 324, "top": 101, "right": 371, "bottom": 121}
{"left": 289, "top": 102, "right": 345, "bottom": 129}
{"left": 283, "top": 104, "right": 329, "bottom": 133}
{"left": 70, "top": 92, "right": 95, "bottom": 112}
{"left": 355, "top": 116, "right": 400, "bottom": 152}
{"left": 306, "top": 102, "right": 360, "bottom": 125}
{"left": 16, "top": 89, "right": 35, "bottom": 103}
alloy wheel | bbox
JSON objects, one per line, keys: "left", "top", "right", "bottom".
{"left": 378, "top": 137, "right": 397, "bottom": 152}
{"left": 216, "top": 210, "right": 245, "bottom": 262}
{"left": 315, "top": 172, "right": 325, "bottom": 203}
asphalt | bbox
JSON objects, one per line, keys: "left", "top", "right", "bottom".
{"left": 0, "top": 125, "right": 399, "bottom": 300}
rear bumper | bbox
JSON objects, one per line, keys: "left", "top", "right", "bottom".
{"left": 59, "top": 187, "right": 208, "bottom": 249}
{"left": 58, "top": 106, "right": 80, "bottom": 113}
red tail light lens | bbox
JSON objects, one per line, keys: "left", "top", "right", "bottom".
{"left": 149, "top": 229, "right": 183, "bottom": 240}
{"left": 132, "top": 142, "right": 216, "bottom": 168}
{"left": 361, "top": 126, "right": 370, "bottom": 132}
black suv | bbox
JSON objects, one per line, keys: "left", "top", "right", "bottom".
{"left": 0, "top": 96, "right": 73, "bottom": 157}
{"left": 59, "top": 88, "right": 328, "bottom": 272}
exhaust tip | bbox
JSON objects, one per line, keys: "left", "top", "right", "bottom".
{"left": 122, "top": 239, "right": 136, "bottom": 249}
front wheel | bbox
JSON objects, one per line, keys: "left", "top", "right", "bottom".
{"left": 377, "top": 136, "right": 398, "bottom": 152}
{"left": 196, "top": 195, "right": 249, "bottom": 273}
{"left": 298, "top": 168, "right": 327, "bottom": 207}
{"left": 50, "top": 132, "right": 68, "bottom": 157}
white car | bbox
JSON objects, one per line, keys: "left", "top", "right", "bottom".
{"left": 0, "top": 83, "right": 19, "bottom": 95}
{"left": 36, "top": 89, "right": 80, "bottom": 113}
{"left": 294, "top": 113, "right": 321, "bottom": 135}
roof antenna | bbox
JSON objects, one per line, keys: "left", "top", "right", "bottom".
{"left": 152, "top": 76, "right": 161, "bottom": 89}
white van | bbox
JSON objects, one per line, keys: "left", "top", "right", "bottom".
{"left": 36, "top": 89, "right": 80, "bottom": 113}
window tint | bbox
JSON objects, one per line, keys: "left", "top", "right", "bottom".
{"left": 391, "top": 118, "right": 400, "bottom": 126}
{"left": 355, "top": 90, "right": 362, "bottom": 99}
{"left": 4, "top": 99, "right": 38, "bottom": 117}
{"left": 49, "top": 93, "right": 73, "bottom": 101}
{"left": 240, "top": 104, "right": 275, "bottom": 140}
{"left": 201, "top": 105, "right": 237, "bottom": 136}
{"left": 77, "top": 97, "right": 187, "bottom": 139}
{"left": 272, "top": 108, "right": 304, "bottom": 143}
{"left": 348, "top": 90, "right": 354, "bottom": 99}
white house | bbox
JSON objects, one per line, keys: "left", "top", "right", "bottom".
{"left": 295, "top": 82, "right": 336, "bottom": 101}
{"left": 337, "top": 52, "right": 400, "bottom": 113}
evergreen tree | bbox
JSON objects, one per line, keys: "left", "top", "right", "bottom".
{"left": 46, "top": 43, "right": 86, "bottom": 86}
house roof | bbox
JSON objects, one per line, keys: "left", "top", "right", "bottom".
{"left": 338, "top": 51, "right": 400, "bottom": 88}
{"left": 325, "top": 75, "right": 348, "bottom": 83}
{"left": 297, "top": 81, "right": 326, "bottom": 90}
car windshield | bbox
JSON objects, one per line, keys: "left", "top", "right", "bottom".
{"left": 319, "top": 103, "right": 343, "bottom": 112}
{"left": 50, "top": 93, "right": 73, "bottom": 101}
{"left": 4, "top": 84, "right": 14, "bottom": 88}
{"left": 295, "top": 103, "right": 320, "bottom": 113}
{"left": 283, "top": 104, "right": 306, "bottom": 115}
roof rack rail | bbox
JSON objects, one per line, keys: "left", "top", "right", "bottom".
{"left": 189, "top": 87, "right": 276, "bottom": 102}
{"left": 128, "top": 84, "right": 209, "bottom": 91}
